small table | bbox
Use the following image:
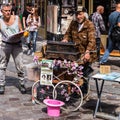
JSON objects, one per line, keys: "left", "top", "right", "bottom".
{"left": 91, "top": 72, "right": 120, "bottom": 118}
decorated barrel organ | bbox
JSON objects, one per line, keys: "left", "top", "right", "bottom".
{"left": 45, "top": 41, "right": 80, "bottom": 61}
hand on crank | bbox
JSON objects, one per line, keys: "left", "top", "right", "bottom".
{"left": 61, "top": 39, "right": 68, "bottom": 43}
{"left": 81, "top": 50, "right": 90, "bottom": 63}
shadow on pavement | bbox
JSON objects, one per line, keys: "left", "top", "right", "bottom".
{"left": 108, "top": 60, "right": 120, "bottom": 67}
{"left": 5, "top": 76, "right": 32, "bottom": 94}
{"left": 82, "top": 99, "right": 119, "bottom": 116}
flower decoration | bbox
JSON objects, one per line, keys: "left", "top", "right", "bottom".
{"left": 33, "top": 58, "right": 84, "bottom": 102}
{"left": 33, "top": 55, "right": 42, "bottom": 67}
{"left": 53, "top": 59, "right": 84, "bottom": 79}
{"left": 33, "top": 57, "right": 84, "bottom": 80}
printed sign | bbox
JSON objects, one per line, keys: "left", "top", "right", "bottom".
{"left": 40, "top": 59, "right": 53, "bottom": 85}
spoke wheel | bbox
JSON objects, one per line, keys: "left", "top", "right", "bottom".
{"left": 32, "top": 80, "right": 55, "bottom": 104}
{"left": 53, "top": 80, "right": 83, "bottom": 112}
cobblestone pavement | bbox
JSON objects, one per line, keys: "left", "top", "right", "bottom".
{"left": 0, "top": 41, "right": 120, "bottom": 120}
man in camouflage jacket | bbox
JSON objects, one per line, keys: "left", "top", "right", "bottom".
{"left": 62, "top": 7, "right": 97, "bottom": 63}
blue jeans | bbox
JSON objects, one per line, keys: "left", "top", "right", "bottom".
{"left": 100, "top": 36, "right": 114, "bottom": 63}
{"left": 27, "top": 31, "right": 38, "bottom": 52}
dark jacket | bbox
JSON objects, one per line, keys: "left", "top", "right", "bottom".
{"left": 63, "top": 19, "right": 97, "bottom": 63}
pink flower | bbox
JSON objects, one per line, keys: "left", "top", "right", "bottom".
{"left": 40, "top": 89, "right": 45, "bottom": 94}
{"left": 46, "top": 96, "right": 50, "bottom": 99}
{"left": 33, "top": 56, "right": 39, "bottom": 62}
{"left": 64, "top": 93, "right": 69, "bottom": 97}
{"left": 66, "top": 96, "right": 70, "bottom": 101}
{"left": 46, "top": 86, "right": 50, "bottom": 90}
{"left": 63, "top": 59, "right": 67, "bottom": 64}
{"left": 61, "top": 89, "right": 66, "bottom": 95}
{"left": 53, "top": 60, "right": 84, "bottom": 79}
{"left": 53, "top": 59, "right": 56, "bottom": 65}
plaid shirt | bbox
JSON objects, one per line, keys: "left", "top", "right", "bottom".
{"left": 92, "top": 12, "right": 106, "bottom": 38}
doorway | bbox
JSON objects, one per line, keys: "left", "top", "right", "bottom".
{"left": 38, "top": 0, "right": 47, "bottom": 39}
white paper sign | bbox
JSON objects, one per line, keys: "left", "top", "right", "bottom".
{"left": 40, "top": 59, "right": 53, "bottom": 86}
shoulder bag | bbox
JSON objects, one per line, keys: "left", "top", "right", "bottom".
{"left": 110, "top": 14, "right": 120, "bottom": 50}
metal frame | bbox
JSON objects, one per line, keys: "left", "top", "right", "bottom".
{"left": 92, "top": 74, "right": 120, "bottom": 119}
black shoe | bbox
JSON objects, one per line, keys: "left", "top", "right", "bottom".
{"left": 19, "top": 84, "right": 26, "bottom": 94}
{"left": 100, "top": 61, "right": 110, "bottom": 65}
{"left": 0, "top": 86, "right": 5, "bottom": 94}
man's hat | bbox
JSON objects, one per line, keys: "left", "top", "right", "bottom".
{"left": 76, "top": 6, "right": 87, "bottom": 12}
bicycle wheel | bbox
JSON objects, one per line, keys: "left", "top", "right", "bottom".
{"left": 32, "top": 80, "right": 55, "bottom": 104}
{"left": 53, "top": 80, "right": 83, "bottom": 112}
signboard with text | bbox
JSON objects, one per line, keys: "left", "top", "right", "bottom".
{"left": 40, "top": 59, "right": 53, "bottom": 86}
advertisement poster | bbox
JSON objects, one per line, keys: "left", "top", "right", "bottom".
{"left": 40, "top": 59, "right": 53, "bottom": 85}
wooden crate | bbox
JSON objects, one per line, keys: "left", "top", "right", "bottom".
{"left": 45, "top": 41, "right": 80, "bottom": 61}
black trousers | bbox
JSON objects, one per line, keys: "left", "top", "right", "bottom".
{"left": 96, "top": 38, "right": 101, "bottom": 61}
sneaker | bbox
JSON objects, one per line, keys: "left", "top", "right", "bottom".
{"left": 32, "top": 52, "right": 34, "bottom": 56}
{"left": 100, "top": 61, "right": 110, "bottom": 65}
{"left": 27, "top": 50, "right": 31, "bottom": 55}
{"left": 0, "top": 86, "right": 5, "bottom": 94}
{"left": 19, "top": 84, "right": 26, "bottom": 94}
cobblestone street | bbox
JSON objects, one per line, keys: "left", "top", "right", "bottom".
{"left": 0, "top": 42, "right": 120, "bottom": 120}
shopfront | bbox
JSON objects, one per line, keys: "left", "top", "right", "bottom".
{"left": 17, "top": 0, "right": 120, "bottom": 56}
{"left": 90, "top": 0, "right": 120, "bottom": 56}
{"left": 36, "top": 0, "right": 115, "bottom": 40}
{"left": 0, "top": 0, "right": 116, "bottom": 40}
{"left": 0, "top": 0, "right": 119, "bottom": 55}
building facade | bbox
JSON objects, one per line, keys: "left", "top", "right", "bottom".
{"left": 0, "top": 0, "right": 119, "bottom": 55}
{"left": 0, "top": 0, "right": 117, "bottom": 39}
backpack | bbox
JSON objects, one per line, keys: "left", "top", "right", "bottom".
{"left": 110, "top": 14, "right": 120, "bottom": 50}
{"left": 110, "top": 25, "right": 120, "bottom": 50}
{"left": 89, "top": 13, "right": 93, "bottom": 21}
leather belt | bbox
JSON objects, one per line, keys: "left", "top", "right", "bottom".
{"left": 2, "top": 41, "right": 21, "bottom": 45}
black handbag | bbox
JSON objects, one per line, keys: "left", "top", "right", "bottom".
{"left": 110, "top": 15, "right": 120, "bottom": 50}
{"left": 111, "top": 25, "right": 120, "bottom": 50}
